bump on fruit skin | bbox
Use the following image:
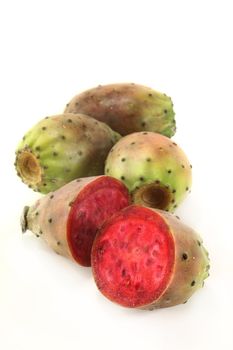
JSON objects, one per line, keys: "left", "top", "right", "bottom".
{"left": 105, "top": 132, "right": 192, "bottom": 212}
{"left": 64, "top": 83, "right": 176, "bottom": 137}
{"left": 15, "top": 114, "right": 121, "bottom": 193}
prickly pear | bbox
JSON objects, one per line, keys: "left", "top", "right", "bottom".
{"left": 21, "top": 176, "right": 130, "bottom": 266}
{"left": 105, "top": 132, "right": 192, "bottom": 212}
{"left": 15, "top": 114, "right": 121, "bottom": 193}
{"left": 92, "top": 205, "right": 210, "bottom": 309}
{"left": 64, "top": 83, "right": 176, "bottom": 137}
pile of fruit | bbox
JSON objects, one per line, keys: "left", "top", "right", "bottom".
{"left": 15, "top": 83, "right": 210, "bottom": 310}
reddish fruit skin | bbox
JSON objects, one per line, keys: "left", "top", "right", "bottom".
{"left": 64, "top": 83, "right": 176, "bottom": 137}
{"left": 21, "top": 176, "right": 130, "bottom": 266}
{"left": 91, "top": 206, "right": 210, "bottom": 309}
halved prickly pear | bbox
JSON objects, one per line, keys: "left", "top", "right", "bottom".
{"left": 64, "top": 83, "right": 176, "bottom": 137}
{"left": 91, "top": 205, "right": 210, "bottom": 309}
{"left": 15, "top": 114, "right": 121, "bottom": 194}
{"left": 105, "top": 132, "right": 192, "bottom": 212}
{"left": 21, "top": 176, "right": 130, "bottom": 266}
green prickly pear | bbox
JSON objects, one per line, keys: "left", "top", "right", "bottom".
{"left": 21, "top": 176, "right": 130, "bottom": 266}
{"left": 64, "top": 83, "right": 176, "bottom": 137}
{"left": 105, "top": 132, "right": 192, "bottom": 212}
{"left": 92, "top": 205, "right": 210, "bottom": 309}
{"left": 15, "top": 114, "right": 121, "bottom": 194}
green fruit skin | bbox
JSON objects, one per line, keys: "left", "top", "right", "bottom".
{"left": 15, "top": 114, "right": 121, "bottom": 194}
{"left": 64, "top": 83, "right": 176, "bottom": 137}
{"left": 105, "top": 132, "right": 192, "bottom": 212}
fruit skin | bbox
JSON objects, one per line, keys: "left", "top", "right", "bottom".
{"left": 15, "top": 114, "right": 121, "bottom": 194}
{"left": 91, "top": 205, "right": 210, "bottom": 309}
{"left": 64, "top": 83, "right": 176, "bottom": 137}
{"left": 105, "top": 132, "right": 192, "bottom": 212}
{"left": 21, "top": 176, "right": 130, "bottom": 266}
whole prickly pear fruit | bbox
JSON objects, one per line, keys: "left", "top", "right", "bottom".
{"left": 21, "top": 176, "right": 130, "bottom": 266}
{"left": 64, "top": 83, "right": 176, "bottom": 137}
{"left": 105, "top": 132, "right": 192, "bottom": 212}
{"left": 92, "top": 205, "right": 210, "bottom": 309}
{"left": 15, "top": 114, "right": 121, "bottom": 194}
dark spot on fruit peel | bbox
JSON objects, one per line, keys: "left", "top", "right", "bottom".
{"left": 53, "top": 152, "right": 58, "bottom": 156}
{"left": 186, "top": 187, "right": 189, "bottom": 191}
{"left": 172, "top": 189, "right": 176, "bottom": 193}
{"left": 191, "top": 280, "right": 195, "bottom": 287}
{"left": 121, "top": 158, "right": 126, "bottom": 162}
{"left": 141, "top": 122, "right": 146, "bottom": 127}
{"left": 182, "top": 253, "right": 188, "bottom": 260}
{"left": 42, "top": 126, "right": 46, "bottom": 130}
{"left": 197, "top": 240, "right": 201, "bottom": 246}
{"left": 35, "top": 146, "right": 41, "bottom": 151}
{"left": 148, "top": 93, "right": 153, "bottom": 97}
{"left": 121, "top": 176, "right": 125, "bottom": 180}
{"left": 67, "top": 119, "right": 73, "bottom": 123}
{"left": 50, "top": 194, "right": 54, "bottom": 199}
{"left": 164, "top": 109, "right": 167, "bottom": 113}
{"left": 57, "top": 241, "right": 61, "bottom": 246}
{"left": 140, "top": 177, "right": 144, "bottom": 181}
{"left": 167, "top": 169, "right": 172, "bottom": 174}
{"left": 48, "top": 218, "right": 52, "bottom": 223}
{"left": 35, "top": 212, "right": 39, "bottom": 216}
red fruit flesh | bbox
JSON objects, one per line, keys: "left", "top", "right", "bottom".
{"left": 92, "top": 206, "right": 175, "bottom": 308}
{"left": 67, "top": 177, "right": 130, "bottom": 266}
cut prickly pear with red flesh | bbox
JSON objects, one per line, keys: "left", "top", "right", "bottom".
{"left": 67, "top": 177, "right": 130, "bottom": 266}
{"left": 92, "top": 205, "right": 210, "bottom": 309}
{"left": 22, "top": 176, "right": 130, "bottom": 266}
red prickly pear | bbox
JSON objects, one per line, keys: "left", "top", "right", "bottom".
{"left": 21, "top": 176, "right": 130, "bottom": 266}
{"left": 92, "top": 205, "right": 210, "bottom": 309}
{"left": 65, "top": 83, "right": 176, "bottom": 137}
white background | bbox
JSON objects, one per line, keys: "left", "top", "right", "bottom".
{"left": 1, "top": 1, "right": 232, "bottom": 349}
